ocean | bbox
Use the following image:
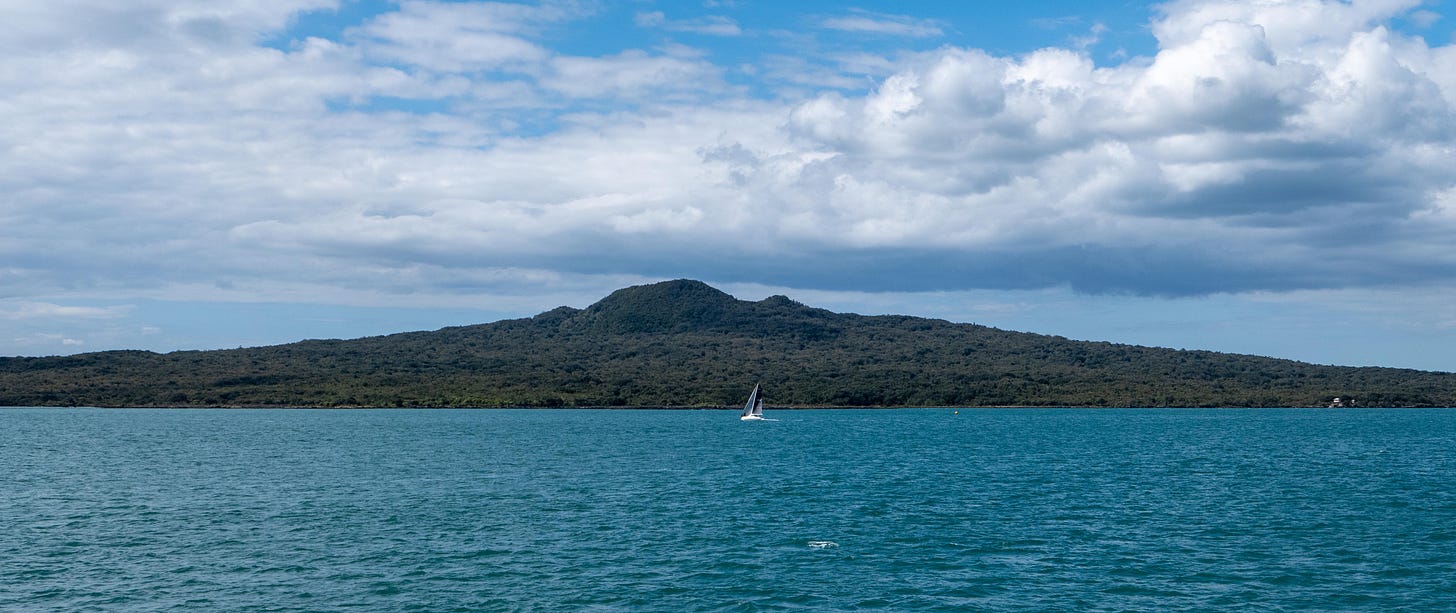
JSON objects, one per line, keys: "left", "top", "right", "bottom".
{"left": 3, "top": 407, "right": 1455, "bottom": 611}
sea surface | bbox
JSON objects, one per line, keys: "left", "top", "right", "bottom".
{"left": 3, "top": 408, "right": 1455, "bottom": 611}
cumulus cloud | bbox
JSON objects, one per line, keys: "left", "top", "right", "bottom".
{"left": 1, "top": 0, "right": 1455, "bottom": 315}
{"left": 1151, "top": 0, "right": 1423, "bottom": 52}
{"left": 762, "top": 0, "right": 1456, "bottom": 293}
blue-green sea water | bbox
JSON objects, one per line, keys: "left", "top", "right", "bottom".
{"left": 4, "top": 408, "right": 1456, "bottom": 611}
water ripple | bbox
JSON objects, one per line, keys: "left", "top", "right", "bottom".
{"left": 3, "top": 407, "right": 1456, "bottom": 610}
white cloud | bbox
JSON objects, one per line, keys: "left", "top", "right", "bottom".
{"left": 10, "top": 333, "right": 85, "bottom": 348}
{"left": 0, "top": 303, "right": 130, "bottom": 321}
{"left": 0, "top": 0, "right": 336, "bottom": 54}
{"left": 757, "top": 1, "right": 1456, "bottom": 293}
{"left": 353, "top": 1, "right": 558, "bottom": 72}
{"left": 635, "top": 11, "right": 742, "bottom": 36}
{"left": 1120, "top": 20, "right": 1317, "bottom": 134}
{"left": 1072, "top": 22, "right": 1110, "bottom": 49}
{"left": 821, "top": 11, "right": 946, "bottom": 38}
{"left": 1152, "top": 0, "right": 1423, "bottom": 53}
{"left": 2, "top": 0, "right": 1456, "bottom": 321}
{"left": 543, "top": 50, "right": 725, "bottom": 99}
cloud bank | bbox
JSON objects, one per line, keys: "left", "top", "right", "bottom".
{"left": 2, "top": 0, "right": 1454, "bottom": 315}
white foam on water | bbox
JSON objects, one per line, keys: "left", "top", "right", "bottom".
{"left": 807, "top": 540, "right": 838, "bottom": 549}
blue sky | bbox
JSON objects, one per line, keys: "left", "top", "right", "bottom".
{"left": 3, "top": 0, "right": 1456, "bottom": 372}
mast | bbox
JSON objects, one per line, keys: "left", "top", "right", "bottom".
{"left": 742, "top": 384, "right": 760, "bottom": 417}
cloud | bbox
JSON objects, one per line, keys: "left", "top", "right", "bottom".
{"left": 635, "top": 11, "right": 742, "bottom": 36}
{"left": 543, "top": 50, "right": 725, "bottom": 99}
{"left": 10, "top": 333, "right": 85, "bottom": 348}
{"left": 758, "top": 3, "right": 1456, "bottom": 295}
{"left": 0, "top": 0, "right": 335, "bottom": 54}
{"left": 2, "top": 0, "right": 1455, "bottom": 317}
{"left": 1072, "top": 22, "right": 1110, "bottom": 49}
{"left": 1152, "top": 0, "right": 1425, "bottom": 53}
{"left": 0, "top": 303, "right": 130, "bottom": 321}
{"left": 820, "top": 10, "right": 946, "bottom": 38}
{"left": 349, "top": 0, "right": 570, "bottom": 72}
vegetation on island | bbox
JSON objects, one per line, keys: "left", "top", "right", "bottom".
{"left": 2, "top": 279, "right": 1454, "bottom": 408}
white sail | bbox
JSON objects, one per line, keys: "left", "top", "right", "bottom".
{"left": 741, "top": 384, "right": 764, "bottom": 420}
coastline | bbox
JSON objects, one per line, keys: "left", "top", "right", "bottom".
{"left": 5, "top": 404, "right": 1449, "bottom": 410}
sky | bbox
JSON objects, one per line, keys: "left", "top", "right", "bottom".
{"left": 3, "top": 0, "right": 1456, "bottom": 372}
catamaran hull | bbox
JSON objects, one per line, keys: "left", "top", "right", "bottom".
{"left": 740, "top": 415, "right": 764, "bottom": 421}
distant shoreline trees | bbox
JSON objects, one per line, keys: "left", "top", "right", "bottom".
{"left": 3, "top": 281, "right": 1453, "bottom": 408}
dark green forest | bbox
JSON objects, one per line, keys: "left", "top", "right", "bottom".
{"left": 3, "top": 280, "right": 1454, "bottom": 408}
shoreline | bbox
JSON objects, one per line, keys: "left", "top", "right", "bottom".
{"left": 4, "top": 404, "right": 1450, "bottom": 410}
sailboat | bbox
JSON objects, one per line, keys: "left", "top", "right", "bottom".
{"left": 740, "top": 383, "right": 765, "bottom": 421}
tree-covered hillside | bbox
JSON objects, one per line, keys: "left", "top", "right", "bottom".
{"left": 2, "top": 280, "right": 1453, "bottom": 408}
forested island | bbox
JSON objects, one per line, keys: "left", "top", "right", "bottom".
{"left": 3, "top": 280, "right": 1454, "bottom": 408}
